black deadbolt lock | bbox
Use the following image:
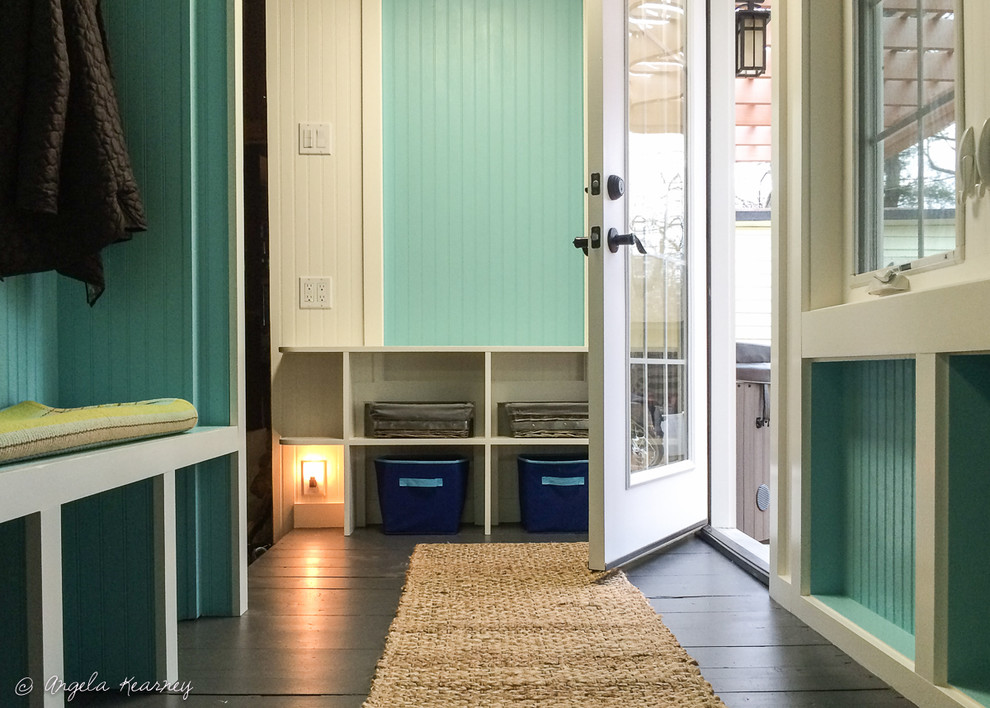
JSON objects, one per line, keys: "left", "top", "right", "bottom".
{"left": 607, "top": 175, "right": 624, "bottom": 200}
{"left": 589, "top": 173, "right": 601, "bottom": 196}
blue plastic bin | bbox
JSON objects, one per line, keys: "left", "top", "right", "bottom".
{"left": 374, "top": 455, "right": 468, "bottom": 534}
{"left": 517, "top": 453, "right": 589, "bottom": 532}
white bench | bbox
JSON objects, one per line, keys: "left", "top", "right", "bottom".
{"left": 0, "top": 426, "right": 246, "bottom": 708}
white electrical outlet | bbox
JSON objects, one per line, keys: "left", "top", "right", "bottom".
{"left": 299, "top": 277, "right": 332, "bottom": 309}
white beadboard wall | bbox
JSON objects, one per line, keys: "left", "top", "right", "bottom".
{"left": 266, "top": 0, "right": 365, "bottom": 538}
{"left": 266, "top": 0, "right": 366, "bottom": 350}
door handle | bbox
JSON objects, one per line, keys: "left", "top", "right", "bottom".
{"left": 607, "top": 228, "right": 647, "bottom": 254}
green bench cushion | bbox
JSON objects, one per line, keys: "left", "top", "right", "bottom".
{"left": 0, "top": 398, "right": 198, "bottom": 464}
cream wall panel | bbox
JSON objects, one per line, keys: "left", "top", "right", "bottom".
{"left": 267, "top": 0, "right": 365, "bottom": 540}
{"left": 266, "top": 0, "right": 365, "bottom": 349}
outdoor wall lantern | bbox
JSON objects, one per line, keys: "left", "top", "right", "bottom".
{"left": 735, "top": 1, "right": 770, "bottom": 77}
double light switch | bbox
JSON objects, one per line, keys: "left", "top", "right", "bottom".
{"left": 298, "top": 122, "right": 332, "bottom": 155}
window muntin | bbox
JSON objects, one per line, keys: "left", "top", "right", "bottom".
{"left": 857, "top": 0, "right": 958, "bottom": 275}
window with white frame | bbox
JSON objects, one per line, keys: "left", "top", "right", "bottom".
{"left": 856, "top": 0, "right": 958, "bottom": 274}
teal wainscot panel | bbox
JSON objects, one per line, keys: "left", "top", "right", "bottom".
{"left": 61, "top": 481, "right": 157, "bottom": 686}
{"left": 0, "top": 517, "right": 29, "bottom": 707}
{"left": 176, "top": 456, "right": 235, "bottom": 620}
{"left": 946, "top": 354, "right": 990, "bottom": 705}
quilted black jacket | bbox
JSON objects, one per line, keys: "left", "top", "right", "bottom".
{"left": 0, "top": 0, "right": 147, "bottom": 304}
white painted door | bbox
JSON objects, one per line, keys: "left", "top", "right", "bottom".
{"left": 586, "top": 0, "right": 709, "bottom": 570}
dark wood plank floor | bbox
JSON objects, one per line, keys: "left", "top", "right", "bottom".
{"left": 625, "top": 537, "right": 917, "bottom": 707}
{"left": 78, "top": 527, "right": 917, "bottom": 706}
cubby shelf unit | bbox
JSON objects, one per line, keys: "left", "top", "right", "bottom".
{"left": 276, "top": 346, "right": 589, "bottom": 534}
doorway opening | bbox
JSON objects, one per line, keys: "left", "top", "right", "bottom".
{"left": 243, "top": 0, "right": 274, "bottom": 560}
{"left": 706, "top": 0, "right": 773, "bottom": 575}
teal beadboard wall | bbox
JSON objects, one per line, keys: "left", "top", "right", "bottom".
{"left": 1, "top": 0, "right": 229, "bottom": 417}
{"left": 176, "top": 457, "right": 235, "bottom": 620}
{"left": 62, "top": 480, "right": 158, "bottom": 685}
{"left": 382, "top": 0, "right": 585, "bottom": 346}
{"left": 0, "top": 273, "right": 58, "bottom": 410}
{"left": 946, "top": 354, "right": 990, "bottom": 698}
{"left": 55, "top": 0, "right": 230, "bottom": 426}
{"left": 0, "top": 518, "right": 28, "bottom": 707}
{"left": 810, "top": 359, "right": 916, "bottom": 658}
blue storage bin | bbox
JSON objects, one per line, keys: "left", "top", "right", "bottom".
{"left": 374, "top": 455, "right": 468, "bottom": 534}
{"left": 517, "top": 453, "right": 589, "bottom": 532}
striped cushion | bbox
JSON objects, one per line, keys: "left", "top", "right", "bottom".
{"left": 0, "top": 398, "right": 198, "bottom": 464}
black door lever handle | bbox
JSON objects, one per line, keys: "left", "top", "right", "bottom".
{"left": 607, "top": 228, "right": 647, "bottom": 254}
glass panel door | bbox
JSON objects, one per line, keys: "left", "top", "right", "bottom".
{"left": 587, "top": 0, "right": 708, "bottom": 570}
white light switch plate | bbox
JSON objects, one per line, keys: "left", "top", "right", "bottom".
{"left": 298, "top": 122, "right": 332, "bottom": 155}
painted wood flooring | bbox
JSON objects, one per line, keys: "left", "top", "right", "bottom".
{"left": 81, "top": 527, "right": 916, "bottom": 706}
{"left": 625, "top": 538, "right": 917, "bottom": 707}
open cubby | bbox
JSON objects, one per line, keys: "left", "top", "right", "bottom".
{"left": 492, "top": 444, "right": 588, "bottom": 525}
{"left": 274, "top": 350, "right": 346, "bottom": 440}
{"left": 946, "top": 354, "right": 990, "bottom": 703}
{"left": 490, "top": 351, "right": 588, "bottom": 438}
{"left": 350, "top": 351, "right": 487, "bottom": 439}
{"left": 352, "top": 444, "right": 485, "bottom": 529}
{"left": 277, "top": 347, "right": 589, "bottom": 533}
{"left": 809, "top": 359, "right": 916, "bottom": 660}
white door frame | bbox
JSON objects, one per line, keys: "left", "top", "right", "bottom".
{"left": 708, "top": 0, "right": 741, "bottom": 532}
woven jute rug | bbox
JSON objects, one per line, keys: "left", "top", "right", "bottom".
{"left": 364, "top": 542, "right": 726, "bottom": 707}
